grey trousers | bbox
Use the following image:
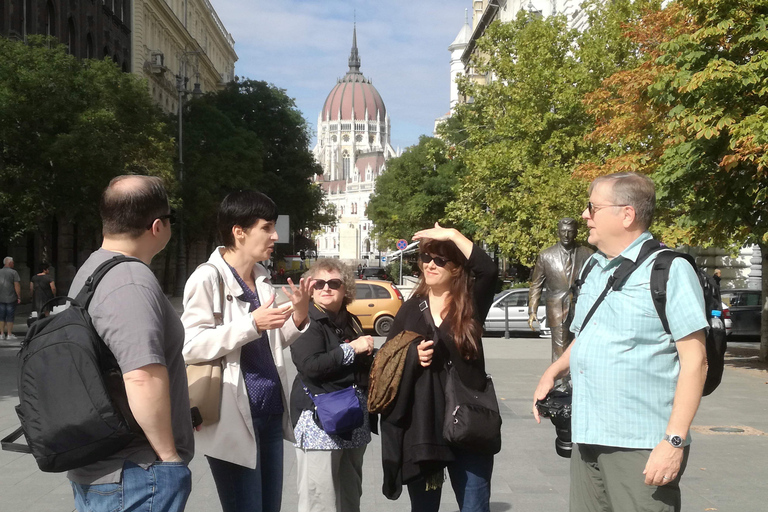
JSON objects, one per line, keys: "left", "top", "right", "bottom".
{"left": 570, "top": 444, "right": 690, "bottom": 512}
{"left": 295, "top": 446, "right": 367, "bottom": 512}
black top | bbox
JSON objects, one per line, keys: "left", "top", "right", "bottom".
{"left": 31, "top": 274, "right": 54, "bottom": 313}
{"left": 289, "top": 302, "right": 374, "bottom": 428}
{"left": 386, "top": 244, "right": 498, "bottom": 390}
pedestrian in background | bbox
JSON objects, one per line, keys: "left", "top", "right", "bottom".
{"left": 380, "top": 223, "right": 499, "bottom": 512}
{"left": 182, "top": 190, "right": 313, "bottom": 512}
{"left": 533, "top": 172, "right": 708, "bottom": 512}
{"left": 30, "top": 262, "right": 56, "bottom": 316}
{"left": 0, "top": 256, "right": 21, "bottom": 340}
{"left": 290, "top": 259, "right": 374, "bottom": 512}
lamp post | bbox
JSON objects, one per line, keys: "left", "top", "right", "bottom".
{"left": 173, "top": 58, "right": 203, "bottom": 297}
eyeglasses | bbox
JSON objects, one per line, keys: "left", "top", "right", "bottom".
{"left": 313, "top": 279, "right": 343, "bottom": 290}
{"left": 586, "top": 202, "right": 629, "bottom": 217}
{"left": 147, "top": 210, "right": 176, "bottom": 230}
{"left": 420, "top": 253, "right": 449, "bottom": 267}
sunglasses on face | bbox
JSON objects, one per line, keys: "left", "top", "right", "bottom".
{"left": 419, "top": 253, "right": 449, "bottom": 267}
{"left": 313, "top": 279, "right": 343, "bottom": 290}
{"left": 147, "top": 210, "right": 176, "bottom": 230}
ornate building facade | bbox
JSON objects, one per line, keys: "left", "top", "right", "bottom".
{"left": 313, "top": 27, "right": 397, "bottom": 261}
{"left": 131, "top": 0, "right": 237, "bottom": 113}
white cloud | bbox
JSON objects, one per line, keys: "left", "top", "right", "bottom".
{"left": 209, "top": 0, "right": 473, "bottom": 148}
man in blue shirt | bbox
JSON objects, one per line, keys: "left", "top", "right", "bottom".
{"left": 533, "top": 172, "right": 708, "bottom": 512}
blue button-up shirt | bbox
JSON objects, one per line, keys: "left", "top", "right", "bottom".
{"left": 569, "top": 232, "right": 708, "bottom": 449}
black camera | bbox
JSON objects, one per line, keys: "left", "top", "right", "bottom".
{"left": 536, "top": 390, "right": 572, "bottom": 458}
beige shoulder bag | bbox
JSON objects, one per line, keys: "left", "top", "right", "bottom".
{"left": 186, "top": 263, "right": 225, "bottom": 426}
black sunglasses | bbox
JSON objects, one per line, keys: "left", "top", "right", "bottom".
{"left": 313, "top": 279, "right": 343, "bottom": 290}
{"left": 147, "top": 210, "right": 176, "bottom": 230}
{"left": 420, "top": 253, "right": 449, "bottom": 267}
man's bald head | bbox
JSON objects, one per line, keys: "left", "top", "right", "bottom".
{"left": 100, "top": 175, "right": 170, "bottom": 239}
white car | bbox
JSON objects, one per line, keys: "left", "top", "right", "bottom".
{"left": 483, "top": 288, "right": 549, "bottom": 336}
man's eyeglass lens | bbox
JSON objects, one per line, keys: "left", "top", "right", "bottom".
{"left": 313, "top": 279, "right": 343, "bottom": 290}
{"left": 587, "top": 202, "right": 627, "bottom": 216}
{"left": 420, "top": 254, "right": 449, "bottom": 267}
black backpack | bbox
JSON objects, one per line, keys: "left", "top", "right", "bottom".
{"left": 574, "top": 239, "right": 726, "bottom": 397}
{"left": 1, "top": 256, "right": 144, "bottom": 472}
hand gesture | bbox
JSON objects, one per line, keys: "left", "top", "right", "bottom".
{"left": 349, "top": 335, "right": 374, "bottom": 355}
{"left": 417, "top": 340, "right": 434, "bottom": 367}
{"left": 412, "top": 222, "right": 455, "bottom": 243}
{"left": 282, "top": 277, "right": 314, "bottom": 328}
{"left": 251, "top": 294, "right": 293, "bottom": 331}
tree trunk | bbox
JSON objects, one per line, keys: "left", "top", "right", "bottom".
{"left": 759, "top": 242, "right": 768, "bottom": 362}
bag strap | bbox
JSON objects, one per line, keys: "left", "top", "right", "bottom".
{"left": 571, "top": 256, "right": 598, "bottom": 307}
{"left": 196, "top": 263, "right": 226, "bottom": 325}
{"left": 1, "top": 426, "right": 30, "bottom": 454}
{"left": 74, "top": 255, "right": 144, "bottom": 310}
{"left": 579, "top": 239, "right": 665, "bottom": 330}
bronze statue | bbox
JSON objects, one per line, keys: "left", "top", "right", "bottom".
{"left": 528, "top": 218, "right": 594, "bottom": 362}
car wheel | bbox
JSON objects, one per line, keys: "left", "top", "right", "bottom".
{"left": 374, "top": 315, "right": 394, "bottom": 337}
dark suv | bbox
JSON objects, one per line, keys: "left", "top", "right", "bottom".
{"left": 359, "top": 267, "right": 389, "bottom": 281}
{"left": 721, "top": 289, "right": 762, "bottom": 338}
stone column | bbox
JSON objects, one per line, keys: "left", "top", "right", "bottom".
{"left": 748, "top": 244, "right": 762, "bottom": 290}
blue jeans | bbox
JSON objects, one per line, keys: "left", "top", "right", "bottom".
{"left": 70, "top": 460, "right": 191, "bottom": 512}
{"left": 207, "top": 414, "right": 284, "bottom": 512}
{"left": 0, "top": 302, "right": 16, "bottom": 323}
{"left": 407, "top": 449, "right": 494, "bottom": 512}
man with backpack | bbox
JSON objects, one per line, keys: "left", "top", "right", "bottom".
{"left": 532, "top": 172, "right": 708, "bottom": 512}
{"left": 66, "top": 176, "right": 194, "bottom": 512}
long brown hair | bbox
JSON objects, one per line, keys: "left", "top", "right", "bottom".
{"left": 413, "top": 239, "right": 482, "bottom": 360}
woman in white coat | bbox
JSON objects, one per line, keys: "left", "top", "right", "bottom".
{"left": 181, "top": 190, "right": 313, "bottom": 512}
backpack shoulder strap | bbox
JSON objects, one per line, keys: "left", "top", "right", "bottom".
{"left": 74, "top": 255, "right": 145, "bottom": 310}
{"left": 650, "top": 250, "right": 697, "bottom": 335}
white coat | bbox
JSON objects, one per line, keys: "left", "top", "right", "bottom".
{"left": 181, "top": 247, "right": 305, "bottom": 468}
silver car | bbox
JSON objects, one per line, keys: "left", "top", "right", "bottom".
{"left": 484, "top": 288, "right": 549, "bottom": 335}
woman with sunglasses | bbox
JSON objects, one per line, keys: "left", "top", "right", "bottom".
{"left": 381, "top": 222, "right": 499, "bottom": 512}
{"left": 289, "top": 258, "right": 375, "bottom": 512}
{"left": 181, "top": 190, "right": 313, "bottom": 512}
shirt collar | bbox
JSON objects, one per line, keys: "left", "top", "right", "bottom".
{"left": 593, "top": 231, "right": 653, "bottom": 269}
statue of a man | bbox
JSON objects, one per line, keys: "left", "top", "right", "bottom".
{"left": 528, "top": 218, "right": 594, "bottom": 362}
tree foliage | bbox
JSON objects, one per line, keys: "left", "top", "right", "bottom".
{"left": 0, "top": 36, "right": 174, "bottom": 241}
{"left": 576, "top": 0, "right": 768, "bottom": 358}
{"left": 180, "top": 79, "right": 333, "bottom": 245}
{"left": 367, "top": 136, "right": 465, "bottom": 248}
{"left": 446, "top": 0, "right": 660, "bottom": 265}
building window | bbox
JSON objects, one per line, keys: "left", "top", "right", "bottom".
{"left": 355, "top": 134, "right": 363, "bottom": 142}
{"left": 85, "top": 33, "right": 93, "bottom": 58}
{"left": 46, "top": 1, "right": 56, "bottom": 37}
{"left": 342, "top": 151, "right": 350, "bottom": 180}
{"left": 342, "top": 134, "right": 350, "bottom": 142}
{"left": 67, "top": 18, "right": 76, "bottom": 55}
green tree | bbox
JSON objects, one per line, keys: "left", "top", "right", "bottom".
{"left": 179, "top": 79, "right": 333, "bottom": 247}
{"left": 446, "top": 0, "right": 661, "bottom": 265}
{"left": 577, "top": 0, "right": 768, "bottom": 358}
{"left": 0, "top": 36, "right": 174, "bottom": 244}
{"left": 367, "top": 136, "right": 465, "bottom": 248}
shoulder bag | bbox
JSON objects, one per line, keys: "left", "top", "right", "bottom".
{"left": 420, "top": 299, "right": 502, "bottom": 455}
{"left": 186, "top": 263, "right": 225, "bottom": 426}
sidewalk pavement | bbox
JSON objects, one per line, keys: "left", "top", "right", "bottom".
{"left": 1, "top": 316, "right": 767, "bottom": 511}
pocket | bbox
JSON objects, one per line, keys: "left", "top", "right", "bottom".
{"left": 72, "top": 481, "right": 122, "bottom": 512}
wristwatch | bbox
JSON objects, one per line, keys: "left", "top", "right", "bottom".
{"left": 664, "top": 434, "right": 684, "bottom": 448}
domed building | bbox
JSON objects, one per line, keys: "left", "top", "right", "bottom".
{"left": 314, "top": 26, "right": 397, "bottom": 261}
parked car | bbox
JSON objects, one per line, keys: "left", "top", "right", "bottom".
{"left": 348, "top": 280, "right": 404, "bottom": 336}
{"left": 359, "top": 267, "right": 390, "bottom": 281}
{"left": 721, "top": 302, "right": 732, "bottom": 337}
{"left": 721, "top": 289, "right": 762, "bottom": 338}
{"left": 484, "top": 288, "right": 549, "bottom": 335}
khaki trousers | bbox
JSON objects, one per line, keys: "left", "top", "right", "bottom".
{"left": 295, "top": 446, "right": 366, "bottom": 512}
{"left": 570, "top": 444, "right": 689, "bottom": 512}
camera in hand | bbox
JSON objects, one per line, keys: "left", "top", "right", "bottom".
{"left": 535, "top": 390, "right": 572, "bottom": 458}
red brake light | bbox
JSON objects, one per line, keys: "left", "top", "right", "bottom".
{"left": 722, "top": 307, "right": 730, "bottom": 320}
{"left": 390, "top": 283, "right": 403, "bottom": 301}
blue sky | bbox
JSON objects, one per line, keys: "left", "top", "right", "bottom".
{"left": 212, "top": 0, "right": 472, "bottom": 150}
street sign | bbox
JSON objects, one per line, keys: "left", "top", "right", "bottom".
{"left": 381, "top": 257, "right": 386, "bottom": 262}
{"left": 396, "top": 239, "right": 408, "bottom": 251}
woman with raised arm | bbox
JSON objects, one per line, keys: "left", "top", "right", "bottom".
{"left": 379, "top": 222, "right": 499, "bottom": 512}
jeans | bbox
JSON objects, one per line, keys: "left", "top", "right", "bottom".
{"left": 70, "top": 460, "right": 191, "bottom": 512}
{"left": 207, "top": 414, "right": 284, "bottom": 512}
{"left": 407, "top": 449, "right": 494, "bottom": 512}
{"left": 0, "top": 302, "right": 15, "bottom": 323}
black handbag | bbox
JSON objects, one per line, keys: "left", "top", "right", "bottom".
{"left": 420, "top": 300, "right": 502, "bottom": 455}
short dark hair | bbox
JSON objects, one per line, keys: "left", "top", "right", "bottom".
{"left": 39, "top": 262, "right": 50, "bottom": 273}
{"left": 100, "top": 175, "right": 170, "bottom": 238}
{"left": 217, "top": 190, "right": 278, "bottom": 248}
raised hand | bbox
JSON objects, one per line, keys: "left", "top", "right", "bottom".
{"left": 282, "top": 277, "right": 313, "bottom": 328}
{"left": 251, "top": 294, "right": 293, "bottom": 331}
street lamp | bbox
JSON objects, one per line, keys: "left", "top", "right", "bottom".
{"left": 173, "top": 54, "right": 202, "bottom": 296}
